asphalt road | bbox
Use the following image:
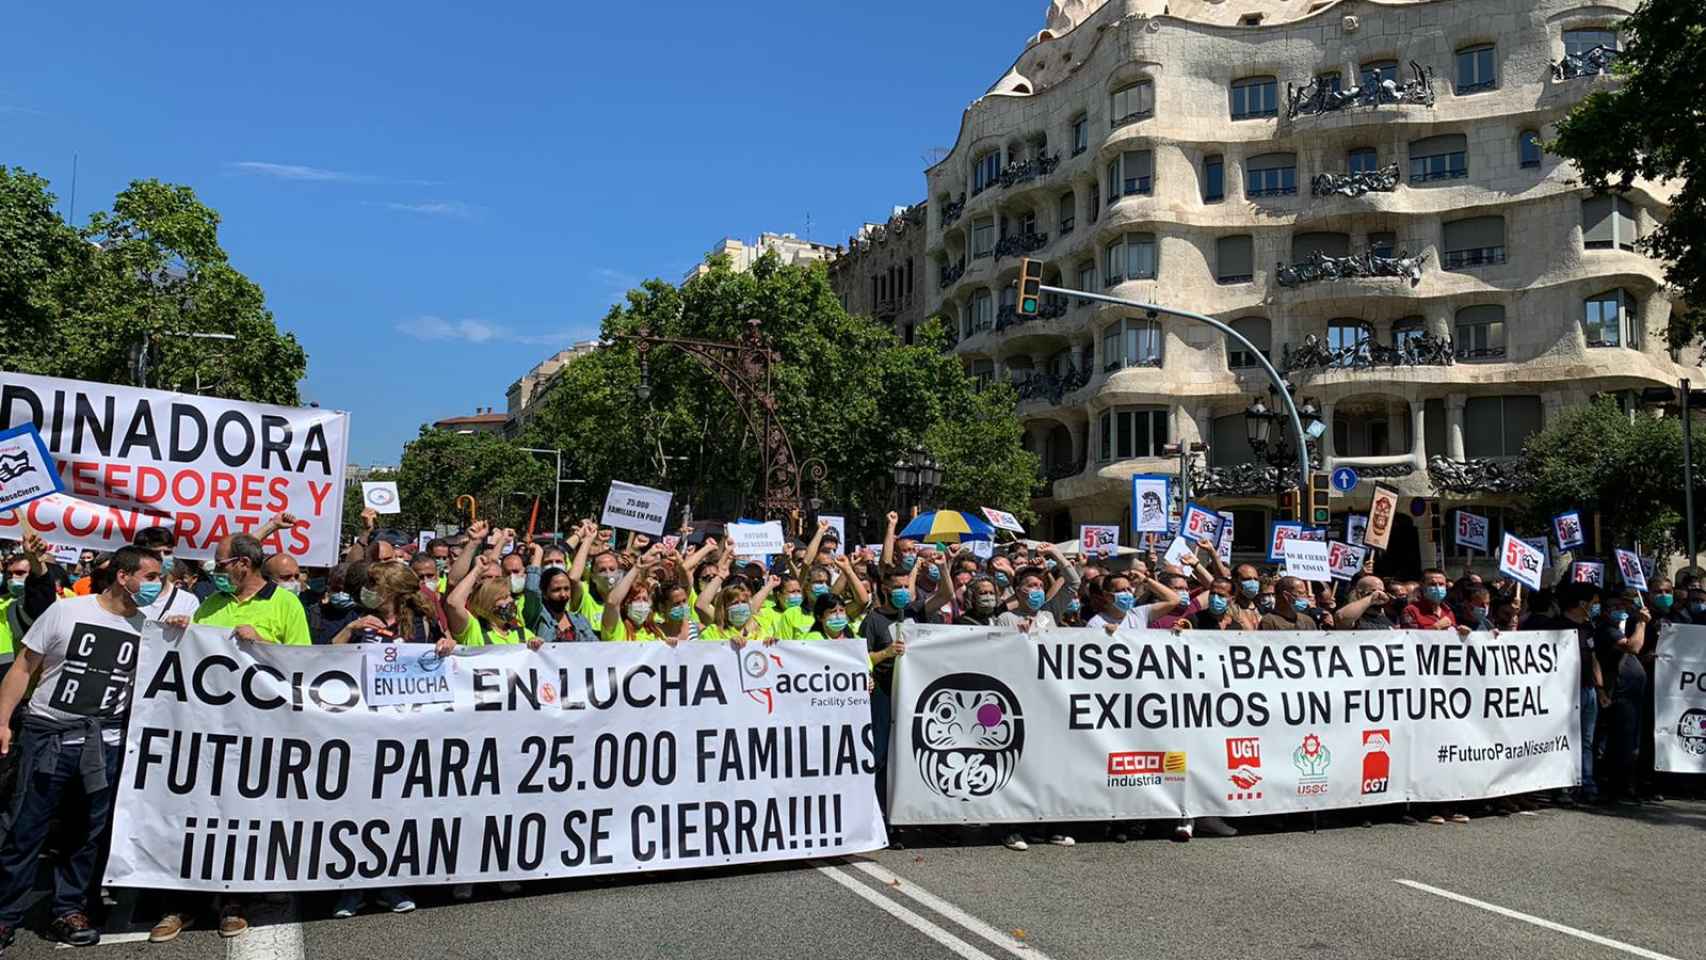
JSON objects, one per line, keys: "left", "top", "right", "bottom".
{"left": 8, "top": 798, "right": 1702, "bottom": 960}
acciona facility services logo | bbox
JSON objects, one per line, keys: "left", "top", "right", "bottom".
{"left": 911, "top": 673, "right": 1025, "bottom": 801}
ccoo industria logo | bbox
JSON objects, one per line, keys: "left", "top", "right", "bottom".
{"left": 911, "top": 673, "right": 1025, "bottom": 801}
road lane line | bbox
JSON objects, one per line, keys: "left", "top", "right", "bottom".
{"left": 815, "top": 865, "right": 999, "bottom": 960}
{"left": 841, "top": 860, "right": 1054, "bottom": 960}
{"left": 225, "top": 921, "right": 305, "bottom": 960}
{"left": 55, "top": 931, "right": 152, "bottom": 948}
{"left": 1394, "top": 879, "right": 1683, "bottom": 960}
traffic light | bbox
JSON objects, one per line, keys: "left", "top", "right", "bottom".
{"left": 1278, "top": 486, "right": 1303, "bottom": 523}
{"left": 1018, "top": 258, "right": 1043, "bottom": 316}
{"left": 1308, "top": 472, "right": 1331, "bottom": 527}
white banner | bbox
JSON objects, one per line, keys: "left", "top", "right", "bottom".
{"left": 107, "top": 627, "right": 886, "bottom": 891}
{"left": 1499, "top": 534, "right": 1544, "bottom": 591}
{"left": 981, "top": 507, "right": 1024, "bottom": 534}
{"left": 1655, "top": 623, "right": 1706, "bottom": 773}
{"left": 1282, "top": 539, "right": 1332, "bottom": 582}
{"left": 0, "top": 374, "right": 349, "bottom": 564}
{"left": 361, "top": 481, "right": 401, "bottom": 515}
{"left": 887, "top": 626, "right": 1579, "bottom": 824}
{"left": 601, "top": 480, "right": 673, "bottom": 537}
{"left": 726, "top": 521, "right": 785, "bottom": 557}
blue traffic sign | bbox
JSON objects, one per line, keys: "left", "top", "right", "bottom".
{"left": 1330, "top": 466, "right": 1360, "bottom": 493}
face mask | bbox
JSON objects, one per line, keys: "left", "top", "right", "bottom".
{"left": 131, "top": 580, "right": 163, "bottom": 607}
{"left": 160, "top": 555, "right": 175, "bottom": 575}
{"left": 1423, "top": 585, "right": 1448, "bottom": 602}
{"left": 1025, "top": 588, "right": 1045, "bottom": 610}
{"left": 435, "top": 558, "right": 449, "bottom": 574}
{"left": 328, "top": 591, "right": 354, "bottom": 609}
{"left": 668, "top": 603, "right": 689, "bottom": 621}
{"left": 1257, "top": 595, "right": 1276, "bottom": 612}
{"left": 899, "top": 554, "right": 917, "bottom": 571}
{"left": 1292, "top": 597, "right": 1310, "bottom": 612}
{"left": 1471, "top": 606, "right": 1489, "bottom": 622}
{"left": 825, "top": 614, "right": 849, "bottom": 633}
{"left": 600, "top": 571, "right": 621, "bottom": 588}
{"left": 201, "top": 559, "right": 217, "bottom": 574}
{"left": 211, "top": 572, "right": 235, "bottom": 594}
{"left": 1652, "top": 594, "right": 1674, "bottom": 611}
{"left": 785, "top": 593, "right": 803, "bottom": 608}
{"left": 1240, "top": 579, "right": 1259, "bottom": 598}
{"left": 1208, "top": 595, "right": 1229, "bottom": 615}
{"left": 890, "top": 588, "right": 912, "bottom": 609}
{"left": 811, "top": 583, "right": 830, "bottom": 598}
{"left": 509, "top": 574, "right": 527, "bottom": 595}
{"left": 1692, "top": 601, "right": 1706, "bottom": 615}
{"left": 1067, "top": 599, "right": 1081, "bottom": 614}
{"left": 994, "top": 573, "right": 1010, "bottom": 588}
{"left": 1114, "top": 591, "right": 1135, "bottom": 612}
{"left": 1176, "top": 596, "right": 1192, "bottom": 612}
{"left": 627, "top": 602, "right": 652, "bottom": 623}
{"left": 279, "top": 581, "right": 303, "bottom": 595}
{"left": 727, "top": 603, "right": 752, "bottom": 626}
{"left": 976, "top": 594, "right": 999, "bottom": 611}
{"left": 1610, "top": 610, "right": 1629, "bottom": 624}
{"left": 6, "top": 578, "right": 23, "bottom": 598}
{"left": 360, "top": 586, "right": 382, "bottom": 609}
{"left": 1045, "top": 559, "right": 1057, "bottom": 571}
{"left": 1589, "top": 602, "right": 1602, "bottom": 618}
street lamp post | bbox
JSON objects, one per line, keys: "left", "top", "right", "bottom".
{"left": 891, "top": 445, "right": 942, "bottom": 517}
{"left": 1161, "top": 441, "right": 1209, "bottom": 508}
{"left": 131, "top": 330, "right": 238, "bottom": 391}
{"left": 517, "top": 446, "right": 588, "bottom": 537}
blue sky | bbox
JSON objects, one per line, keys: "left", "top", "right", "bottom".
{"left": 1, "top": 1, "right": 1042, "bottom": 464}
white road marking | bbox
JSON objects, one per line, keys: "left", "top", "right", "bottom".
{"left": 55, "top": 931, "right": 151, "bottom": 948}
{"left": 841, "top": 859, "right": 1053, "bottom": 960}
{"left": 815, "top": 865, "right": 999, "bottom": 960}
{"left": 1394, "top": 879, "right": 1683, "bottom": 960}
{"left": 225, "top": 921, "right": 306, "bottom": 960}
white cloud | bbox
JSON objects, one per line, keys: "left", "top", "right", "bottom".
{"left": 227, "top": 161, "right": 437, "bottom": 185}
{"left": 371, "top": 200, "right": 479, "bottom": 218}
{"left": 396, "top": 316, "right": 576, "bottom": 346}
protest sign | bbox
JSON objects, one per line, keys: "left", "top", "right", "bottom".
{"left": 1130, "top": 475, "right": 1170, "bottom": 534}
{"left": 981, "top": 507, "right": 1024, "bottom": 534}
{"left": 1268, "top": 522, "right": 1303, "bottom": 562}
{"left": 887, "top": 626, "right": 1579, "bottom": 824}
{"left": 1572, "top": 561, "right": 1604, "bottom": 586}
{"left": 1081, "top": 524, "right": 1120, "bottom": 556}
{"left": 1282, "top": 539, "right": 1332, "bottom": 582}
{"left": 362, "top": 643, "right": 455, "bottom": 707}
{"left": 1327, "top": 541, "right": 1367, "bottom": 581}
{"left": 106, "top": 627, "right": 886, "bottom": 892}
{"left": 0, "top": 373, "right": 349, "bottom": 564}
{"left": 1499, "top": 534, "right": 1544, "bottom": 591}
{"left": 1162, "top": 536, "right": 1196, "bottom": 569}
{"left": 418, "top": 530, "right": 436, "bottom": 552}
{"left": 1454, "top": 511, "right": 1489, "bottom": 552}
{"left": 48, "top": 543, "right": 82, "bottom": 565}
{"left": 361, "top": 481, "right": 401, "bottom": 515}
{"left": 1553, "top": 511, "right": 1585, "bottom": 551}
{"left": 1180, "top": 504, "right": 1222, "bottom": 545}
{"left": 1521, "top": 537, "right": 1550, "bottom": 576}
{"left": 600, "top": 481, "right": 672, "bottom": 537}
{"left": 818, "top": 514, "right": 846, "bottom": 550}
{"left": 1364, "top": 486, "right": 1399, "bottom": 551}
{"left": 1654, "top": 624, "right": 1706, "bottom": 774}
{"left": 726, "top": 521, "right": 785, "bottom": 557}
{"left": 1216, "top": 512, "right": 1235, "bottom": 566}
{"left": 0, "top": 423, "right": 63, "bottom": 514}
{"left": 1346, "top": 515, "right": 1367, "bottom": 547}
{"left": 1614, "top": 548, "right": 1647, "bottom": 591}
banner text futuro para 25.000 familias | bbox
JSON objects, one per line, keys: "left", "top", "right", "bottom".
{"left": 0, "top": 374, "right": 349, "bottom": 565}
{"left": 106, "top": 628, "right": 887, "bottom": 892}
{"left": 887, "top": 626, "right": 1579, "bottom": 824}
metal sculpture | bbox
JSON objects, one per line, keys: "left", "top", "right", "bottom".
{"left": 1281, "top": 331, "right": 1456, "bottom": 372}
{"left": 1285, "top": 61, "right": 1435, "bottom": 119}
{"left": 1427, "top": 455, "right": 1531, "bottom": 495}
{"left": 1276, "top": 248, "right": 1428, "bottom": 289}
{"left": 1311, "top": 163, "right": 1401, "bottom": 198}
{"left": 1550, "top": 45, "right": 1619, "bottom": 81}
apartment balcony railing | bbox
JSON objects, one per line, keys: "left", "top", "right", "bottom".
{"left": 1036, "top": 452, "right": 1089, "bottom": 497}
{"left": 937, "top": 259, "right": 966, "bottom": 290}
{"left": 940, "top": 194, "right": 967, "bottom": 228}
{"left": 1014, "top": 365, "right": 1091, "bottom": 406}
{"left": 1275, "top": 247, "right": 1428, "bottom": 289}
{"left": 994, "top": 232, "right": 1049, "bottom": 260}
{"left": 1428, "top": 455, "right": 1530, "bottom": 495}
{"left": 1285, "top": 62, "right": 1436, "bottom": 119}
{"left": 1455, "top": 345, "right": 1508, "bottom": 362}
{"left": 1550, "top": 45, "right": 1619, "bottom": 81}
{"left": 998, "top": 154, "right": 1061, "bottom": 190}
{"left": 1281, "top": 332, "right": 1456, "bottom": 373}
{"left": 1311, "top": 163, "right": 1401, "bottom": 198}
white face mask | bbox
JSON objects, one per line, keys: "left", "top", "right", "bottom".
{"left": 279, "top": 581, "right": 302, "bottom": 595}
{"left": 359, "top": 586, "right": 382, "bottom": 610}
{"left": 509, "top": 573, "right": 527, "bottom": 595}
{"left": 600, "top": 570, "right": 621, "bottom": 588}
{"left": 627, "top": 602, "right": 652, "bottom": 623}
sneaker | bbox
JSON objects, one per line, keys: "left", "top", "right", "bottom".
{"left": 1449, "top": 812, "right": 1471, "bottom": 824}
{"left": 1172, "top": 819, "right": 1194, "bottom": 842}
{"left": 1197, "top": 816, "right": 1238, "bottom": 838}
{"left": 1399, "top": 814, "right": 1421, "bottom": 825}
{"left": 1047, "top": 834, "right": 1076, "bottom": 846}
{"left": 497, "top": 881, "right": 522, "bottom": 895}
{"left": 47, "top": 912, "right": 100, "bottom": 947}
{"left": 1002, "top": 833, "right": 1029, "bottom": 851}
{"left": 1425, "top": 814, "right": 1447, "bottom": 825}
{"left": 387, "top": 897, "right": 416, "bottom": 914}
{"left": 218, "top": 906, "right": 249, "bottom": 939}
{"left": 332, "top": 892, "right": 363, "bottom": 919}
{"left": 148, "top": 914, "right": 190, "bottom": 944}
{"left": 451, "top": 884, "right": 474, "bottom": 901}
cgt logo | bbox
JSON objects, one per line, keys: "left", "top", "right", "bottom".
{"left": 1225, "top": 736, "right": 1263, "bottom": 800}
{"left": 1361, "top": 729, "right": 1392, "bottom": 795}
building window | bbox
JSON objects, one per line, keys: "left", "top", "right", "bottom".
{"left": 1076, "top": 261, "right": 1096, "bottom": 304}
{"left": 1519, "top": 131, "right": 1542, "bottom": 168}
{"left": 971, "top": 290, "right": 993, "bottom": 332}
{"left": 1216, "top": 235, "right": 1254, "bottom": 284}
{"left": 1058, "top": 192, "right": 1076, "bottom": 235}
{"left": 973, "top": 151, "right": 1001, "bottom": 196}
{"left": 1017, "top": 209, "right": 1038, "bottom": 237}
{"left": 1247, "top": 152, "right": 1297, "bottom": 197}
{"left": 1583, "top": 195, "right": 1638, "bottom": 251}
{"left": 1564, "top": 28, "right": 1618, "bottom": 59}
{"left": 1103, "top": 233, "right": 1157, "bottom": 286}
{"left": 1327, "top": 320, "right": 1373, "bottom": 362}
{"left": 1228, "top": 316, "right": 1270, "bottom": 369}
{"left": 1230, "top": 76, "right": 1278, "bottom": 119}
{"left": 1584, "top": 289, "right": 1639, "bottom": 348}
{"left": 1292, "top": 231, "right": 1351, "bottom": 261}
{"left": 1464, "top": 395, "right": 1542, "bottom": 458}
{"left": 1088, "top": 183, "right": 1099, "bottom": 222}
{"left": 1348, "top": 147, "right": 1379, "bottom": 174}
{"left": 1098, "top": 407, "right": 1170, "bottom": 462}
{"left": 1071, "top": 114, "right": 1089, "bottom": 156}
{"left": 1360, "top": 59, "right": 1399, "bottom": 88}
{"left": 1211, "top": 414, "right": 1262, "bottom": 469}
{"left": 1368, "top": 231, "right": 1396, "bottom": 258}
{"left": 1107, "top": 150, "right": 1154, "bottom": 201}
{"left": 1410, "top": 133, "right": 1468, "bottom": 183}
{"left": 1442, "top": 216, "right": 1507, "bottom": 268}
{"left": 1203, "top": 155, "right": 1225, "bottom": 202}
{"left": 1455, "top": 44, "right": 1497, "bottom": 93}
{"left": 1102, "top": 317, "right": 1164, "bottom": 371}
{"left": 971, "top": 217, "right": 995, "bottom": 258}
{"left": 1392, "top": 316, "right": 1425, "bottom": 348}
{"left": 1454, "top": 304, "right": 1507, "bottom": 360}
{"left": 1334, "top": 413, "right": 1394, "bottom": 457}
{"left": 1110, "top": 81, "right": 1155, "bottom": 128}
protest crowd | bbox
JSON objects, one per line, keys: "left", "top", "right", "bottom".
{"left": 0, "top": 498, "right": 1698, "bottom": 953}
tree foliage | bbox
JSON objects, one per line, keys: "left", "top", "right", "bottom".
{"left": 0, "top": 168, "right": 307, "bottom": 404}
{"left": 517, "top": 253, "right": 1037, "bottom": 535}
{"left": 361, "top": 428, "right": 555, "bottom": 536}
{"left": 1551, "top": 0, "right": 1706, "bottom": 351}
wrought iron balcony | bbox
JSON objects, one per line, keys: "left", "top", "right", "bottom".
{"left": 1550, "top": 45, "right": 1619, "bottom": 81}
{"left": 1015, "top": 365, "right": 1091, "bottom": 405}
{"left": 1428, "top": 455, "right": 1530, "bottom": 495}
{"left": 994, "top": 304, "right": 1019, "bottom": 330}
{"left": 937, "top": 259, "right": 965, "bottom": 290}
{"left": 1275, "top": 247, "right": 1428, "bottom": 289}
{"left": 995, "top": 154, "right": 1062, "bottom": 191}
{"left": 994, "top": 232, "right": 1048, "bottom": 260}
{"left": 1455, "top": 345, "right": 1507, "bottom": 362}
{"left": 1037, "top": 297, "right": 1068, "bottom": 320}
{"left": 1247, "top": 183, "right": 1297, "bottom": 199}
{"left": 1311, "top": 163, "right": 1401, "bottom": 198}
{"left": 1443, "top": 247, "right": 1506, "bottom": 269}
{"left": 1285, "top": 61, "right": 1436, "bottom": 119}
{"left": 1281, "top": 331, "right": 1456, "bottom": 373}
{"left": 940, "top": 194, "right": 966, "bottom": 228}
{"left": 1191, "top": 462, "right": 1287, "bottom": 496}
{"left": 1035, "top": 451, "right": 1088, "bottom": 497}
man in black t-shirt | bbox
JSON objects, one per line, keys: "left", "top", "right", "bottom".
{"left": 1593, "top": 590, "right": 1649, "bottom": 802}
{"left": 1523, "top": 582, "right": 1603, "bottom": 802}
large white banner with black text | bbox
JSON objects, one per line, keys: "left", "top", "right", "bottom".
{"left": 887, "top": 626, "right": 1579, "bottom": 824}
{"left": 1654, "top": 623, "right": 1706, "bottom": 773}
{"left": 106, "top": 627, "right": 886, "bottom": 892}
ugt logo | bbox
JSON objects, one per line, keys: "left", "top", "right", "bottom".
{"left": 1225, "top": 736, "right": 1263, "bottom": 801}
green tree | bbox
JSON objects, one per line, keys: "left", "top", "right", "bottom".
{"left": 1551, "top": 0, "right": 1706, "bottom": 351}
{"left": 0, "top": 168, "right": 307, "bottom": 404}
{"left": 519, "top": 253, "right": 1037, "bottom": 533}
{"left": 377, "top": 428, "right": 554, "bottom": 535}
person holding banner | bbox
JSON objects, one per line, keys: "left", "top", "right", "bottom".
{"left": 760, "top": 573, "right": 816, "bottom": 641}
{"left": 189, "top": 534, "right": 312, "bottom": 647}
{"left": 533, "top": 567, "right": 597, "bottom": 643}
{"left": 1335, "top": 576, "right": 1396, "bottom": 630}
{"left": 329, "top": 563, "right": 450, "bottom": 652}
{"left": 310, "top": 562, "right": 363, "bottom": 644}
{"left": 445, "top": 556, "right": 542, "bottom": 649}
{"left": 0, "top": 545, "right": 164, "bottom": 950}
{"left": 1258, "top": 578, "right": 1320, "bottom": 631}
{"left": 1399, "top": 569, "right": 1471, "bottom": 638}
{"left": 1189, "top": 577, "right": 1257, "bottom": 631}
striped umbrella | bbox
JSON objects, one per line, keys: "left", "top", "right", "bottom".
{"left": 898, "top": 510, "right": 996, "bottom": 544}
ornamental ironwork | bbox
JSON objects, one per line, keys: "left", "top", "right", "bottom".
{"left": 1275, "top": 248, "right": 1428, "bottom": 289}
{"left": 938, "top": 259, "right": 965, "bottom": 289}
{"left": 1551, "top": 45, "right": 1619, "bottom": 81}
{"left": 994, "top": 232, "right": 1049, "bottom": 259}
{"left": 941, "top": 194, "right": 967, "bottom": 228}
{"left": 1190, "top": 462, "right": 1288, "bottom": 496}
{"left": 1311, "top": 163, "right": 1401, "bottom": 198}
{"left": 998, "top": 154, "right": 1061, "bottom": 190}
{"left": 1015, "top": 364, "right": 1090, "bottom": 405}
{"left": 1036, "top": 452, "right": 1088, "bottom": 497}
{"left": 1037, "top": 298, "right": 1068, "bottom": 320}
{"left": 1350, "top": 462, "right": 1416, "bottom": 479}
{"left": 1427, "top": 455, "right": 1531, "bottom": 495}
{"left": 1285, "top": 61, "right": 1436, "bottom": 120}
{"left": 1281, "top": 331, "right": 1456, "bottom": 373}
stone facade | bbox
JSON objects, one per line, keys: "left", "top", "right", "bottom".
{"left": 924, "top": 0, "right": 1678, "bottom": 574}
{"left": 505, "top": 340, "right": 600, "bottom": 434}
{"left": 827, "top": 202, "right": 931, "bottom": 342}
{"left": 686, "top": 232, "right": 837, "bottom": 282}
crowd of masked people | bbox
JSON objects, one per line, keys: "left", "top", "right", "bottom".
{"left": 0, "top": 506, "right": 1698, "bottom": 951}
